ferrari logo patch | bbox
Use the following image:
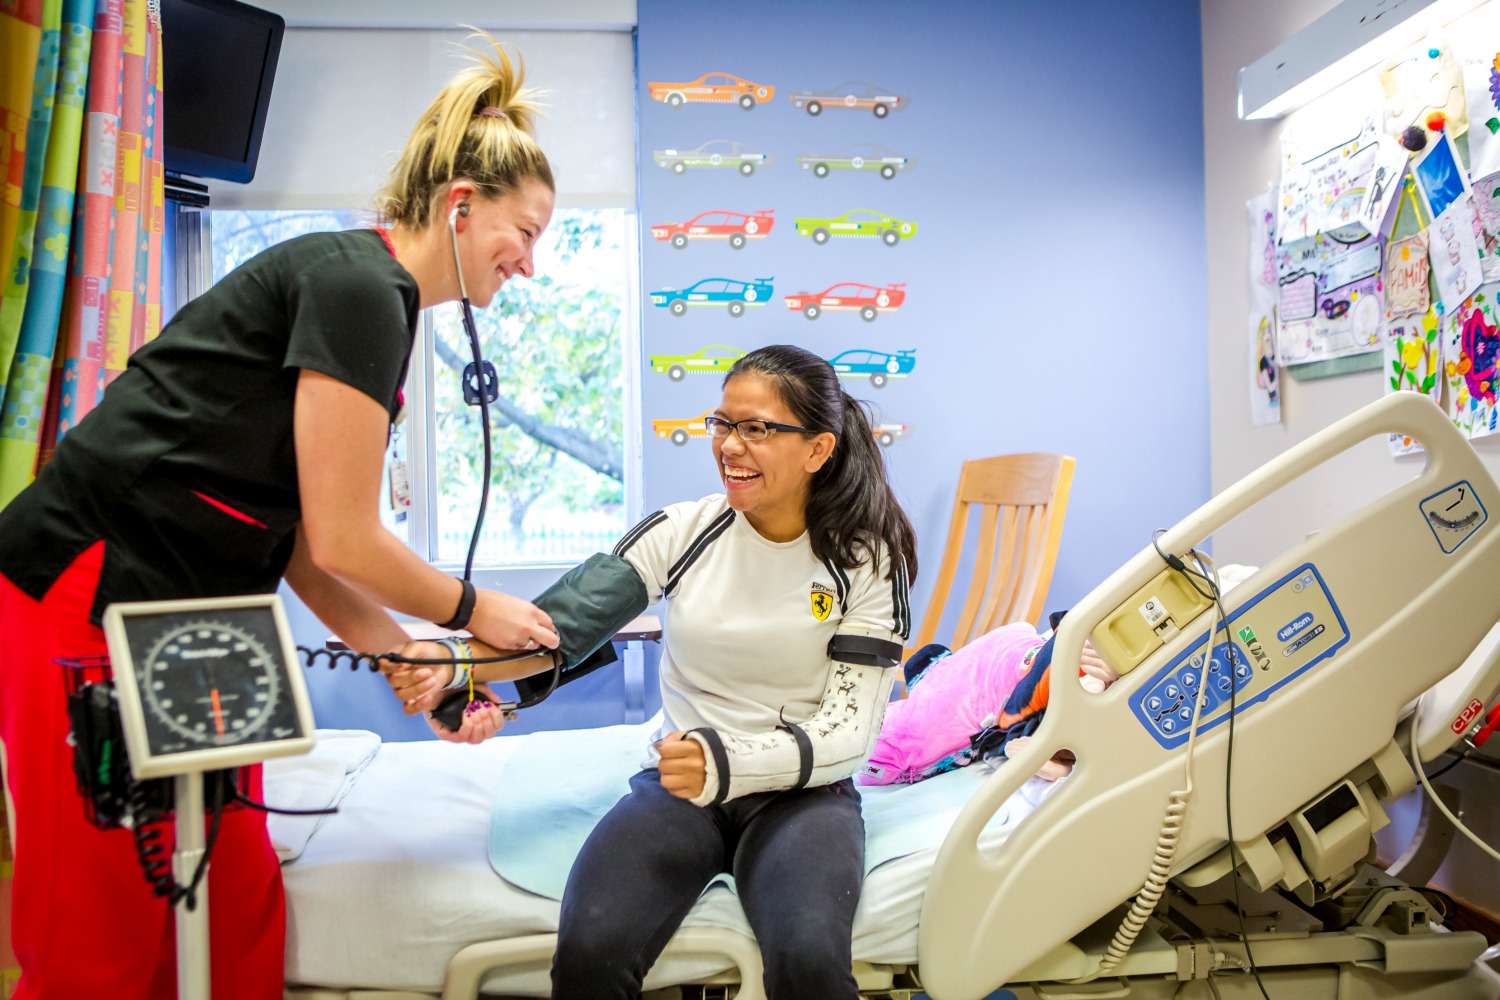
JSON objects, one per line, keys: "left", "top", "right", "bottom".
{"left": 810, "top": 586, "right": 835, "bottom": 621}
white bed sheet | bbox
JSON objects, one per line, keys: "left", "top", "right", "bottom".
{"left": 277, "top": 731, "right": 1055, "bottom": 996}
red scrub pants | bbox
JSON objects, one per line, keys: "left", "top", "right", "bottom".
{"left": 0, "top": 542, "right": 285, "bottom": 999}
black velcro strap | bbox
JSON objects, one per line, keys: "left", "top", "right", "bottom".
{"left": 685, "top": 727, "right": 731, "bottom": 806}
{"left": 827, "top": 633, "right": 904, "bottom": 668}
{"left": 778, "top": 713, "right": 814, "bottom": 790}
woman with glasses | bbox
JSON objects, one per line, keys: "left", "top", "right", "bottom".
{"left": 549, "top": 343, "right": 919, "bottom": 1000}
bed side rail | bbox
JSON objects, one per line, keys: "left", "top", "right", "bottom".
{"left": 917, "top": 394, "right": 1500, "bottom": 1000}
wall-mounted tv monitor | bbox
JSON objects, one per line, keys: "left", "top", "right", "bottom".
{"left": 161, "top": 0, "right": 284, "bottom": 184}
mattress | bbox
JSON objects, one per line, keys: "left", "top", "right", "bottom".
{"left": 273, "top": 728, "right": 1056, "bottom": 995}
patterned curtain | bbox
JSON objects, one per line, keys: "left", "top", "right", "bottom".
{"left": 0, "top": 0, "right": 162, "bottom": 507}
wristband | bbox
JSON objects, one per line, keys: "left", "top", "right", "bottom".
{"left": 437, "top": 578, "right": 476, "bottom": 631}
{"left": 436, "top": 637, "right": 473, "bottom": 690}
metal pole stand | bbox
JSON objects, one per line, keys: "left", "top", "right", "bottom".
{"left": 172, "top": 773, "right": 211, "bottom": 1000}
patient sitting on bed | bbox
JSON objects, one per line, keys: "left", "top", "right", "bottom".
{"left": 859, "top": 620, "right": 1117, "bottom": 786}
{"left": 384, "top": 345, "right": 916, "bottom": 1000}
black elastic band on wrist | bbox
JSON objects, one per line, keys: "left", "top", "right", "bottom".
{"left": 437, "top": 578, "right": 476, "bottom": 631}
{"left": 778, "top": 715, "right": 814, "bottom": 790}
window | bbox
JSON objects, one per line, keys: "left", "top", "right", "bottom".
{"left": 208, "top": 206, "right": 635, "bottom": 568}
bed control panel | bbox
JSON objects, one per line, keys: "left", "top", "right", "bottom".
{"left": 1129, "top": 563, "right": 1349, "bottom": 750}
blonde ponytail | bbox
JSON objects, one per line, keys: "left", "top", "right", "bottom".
{"left": 378, "top": 30, "right": 554, "bottom": 228}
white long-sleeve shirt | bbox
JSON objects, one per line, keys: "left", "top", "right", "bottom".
{"left": 616, "top": 495, "right": 910, "bottom": 805}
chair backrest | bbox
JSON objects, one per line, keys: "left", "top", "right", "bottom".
{"left": 908, "top": 452, "right": 1075, "bottom": 653}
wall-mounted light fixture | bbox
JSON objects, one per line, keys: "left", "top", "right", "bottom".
{"left": 1239, "top": 0, "right": 1488, "bottom": 120}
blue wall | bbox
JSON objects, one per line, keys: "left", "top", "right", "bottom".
{"left": 638, "top": 0, "right": 1211, "bottom": 629}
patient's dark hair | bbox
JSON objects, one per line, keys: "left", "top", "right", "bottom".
{"left": 724, "top": 345, "right": 917, "bottom": 582}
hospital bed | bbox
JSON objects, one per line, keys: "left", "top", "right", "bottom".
{"left": 277, "top": 393, "right": 1500, "bottom": 1000}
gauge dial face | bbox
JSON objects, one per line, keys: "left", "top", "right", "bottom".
{"left": 125, "top": 607, "right": 305, "bottom": 757}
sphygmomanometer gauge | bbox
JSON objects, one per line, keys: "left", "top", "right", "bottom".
{"left": 138, "top": 619, "right": 287, "bottom": 747}
{"left": 104, "top": 595, "right": 315, "bottom": 779}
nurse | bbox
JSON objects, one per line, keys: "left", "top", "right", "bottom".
{"left": 0, "top": 35, "right": 557, "bottom": 1000}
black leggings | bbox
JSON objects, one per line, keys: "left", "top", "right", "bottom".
{"left": 552, "top": 768, "right": 865, "bottom": 1000}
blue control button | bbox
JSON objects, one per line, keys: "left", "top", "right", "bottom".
{"left": 1161, "top": 718, "right": 1177, "bottom": 733}
{"left": 1181, "top": 671, "right": 1198, "bottom": 688}
{"left": 1165, "top": 684, "right": 1181, "bottom": 700}
{"left": 1146, "top": 696, "right": 1163, "bottom": 712}
{"left": 1178, "top": 706, "right": 1194, "bottom": 723}
{"left": 1216, "top": 676, "right": 1233, "bottom": 693}
{"left": 1235, "top": 662, "right": 1253, "bottom": 681}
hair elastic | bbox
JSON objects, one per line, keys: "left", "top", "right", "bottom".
{"left": 478, "top": 106, "right": 508, "bottom": 121}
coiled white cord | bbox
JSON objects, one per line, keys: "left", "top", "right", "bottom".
{"left": 1069, "top": 551, "right": 1219, "bottom": 983}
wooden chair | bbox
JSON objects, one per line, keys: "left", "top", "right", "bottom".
{"left": 907, "top": 453, "right": 1075, "bottom": 655}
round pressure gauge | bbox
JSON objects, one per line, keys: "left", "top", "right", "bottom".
{"left": 105, "top": 595, "right": 315, "bottom": 779}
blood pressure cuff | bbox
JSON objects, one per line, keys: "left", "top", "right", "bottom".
{"left": 511, "top": 552, "right": 650, "bottom": 705}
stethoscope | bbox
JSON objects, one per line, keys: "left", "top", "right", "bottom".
{"left": 448, "top": 202, "right": 499, "bottom": 583}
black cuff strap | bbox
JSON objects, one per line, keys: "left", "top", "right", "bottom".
{"left": 827, "top": 632, "right": 904, "bottom": 668}
{"left": 686, "top": 727, "right": 730, "bottom": 806}
{"left": 778, "top": 711, "right": 814, "bottom": 790}
{"left": 437, "top": 578, "right": 477, "bottom": 631}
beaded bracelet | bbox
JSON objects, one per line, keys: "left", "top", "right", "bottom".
{"left": 436, "top": 636, "right": 474, "bottom": 690}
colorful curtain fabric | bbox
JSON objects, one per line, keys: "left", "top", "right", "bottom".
{"left": 0, "top": 0, "right": 162, "bottom": 507}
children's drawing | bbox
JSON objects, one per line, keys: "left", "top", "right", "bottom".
{"left": 1248, "top": 191, "right": 1280, "bottom": 426}
{"left": 1413, "top": 130, "right": 1471, "bottom": 219}
{"left": 647, "top": 73, "right": 775, "bottom": 110}
{"left": 1384, "top": 306, "right": 1442, "bottom": 455}
{"left": 1385, "top": 231, "right": 1431, "bottom": 319}
{"left": 1443, "top": 285, "right": 1500, "bottom": 440}
{"left": 1357, "top": 139, "right": 1409, "bottom": 236}
{"left": 651, "top": 210, "right": 775, "bottom": 249}
{"left": 1471, "top": 169, "right": 1500, "bottom": 281}
{"left": 1458, "top": 3, "right": 1500, "bottom": 175}
{"left": 1278, "top": 88, "right": 1381, "bottom": 243}
{"left": 653, "top": 141, "right": 774, "bottom": 176}
{"left": 1379, "top": 31, "right": 1468, "bottom": 145}
{"left": 1428, "top": 194, "right": 1484, "bottom": 311}
{"left": 1276, "top": 232, "right": 1383, "bottom": 363}
{"left": 1250, "top": 312, "right": 1280, "bottom": 426}
{"left": 648, "top": 344, "right": 745, "bottom": 380}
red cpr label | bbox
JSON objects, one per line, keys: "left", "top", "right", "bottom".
{"left": 1452, "top": 699, "right": 1484, "bottom": 734}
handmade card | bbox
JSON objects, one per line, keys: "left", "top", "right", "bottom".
{"left": 1428, "top": 194, "right": 1485, "bottom": 311}
{"left": 1413, "top": 130, "right": 1472, "bottom": 220}
{"left": 1384, "top": 231, "right": 1431, "bottom": 319}
{"left": 1248, "top": 192, "right": 1280, "bottom": 425}
{"left": 1276, "top": 231, "right": 1384, "bottom": 363}
{"left": 1278, "top": 82, "right": 1382, "bottom": 243}
{"left": 1384, "top": 306, "right": 1442, "bottom": 456}
{"left": 1357, "top": 139, "right": 1410, "bottom": 237}
{"left": 1443, "top": 284, "right": 1500, "bottom": 440}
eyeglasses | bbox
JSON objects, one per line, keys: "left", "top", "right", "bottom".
{"left": 703, "top": 415, "right": 811, "bottom": 442}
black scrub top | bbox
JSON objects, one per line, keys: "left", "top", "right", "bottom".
{"left": 0, "top": 229, "right": 420, "bottom": 624}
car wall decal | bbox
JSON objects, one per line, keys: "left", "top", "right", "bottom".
{"left": 784, "top": 282, "right": 906, "bottom": 321}
{"left": 647, "top": 73, "right": 776, "bottom": 110}
{"left": 654, "top": 140, "right": 775, "bottom": 175}
{"left": 648, "top": 344, "right": 747, "bottom": 381}
{"left": 826, "top": 348, "right": 916, "bottom": 389}
{"left": 793, "top": 209, "right": 918, "bottom": 246}
{"left": 652, "top": 409, "right": 908, "bottom": 446}
{"left": 788, "top": 82, "right": 909, "bottom": 118}
{"left": 650, "top": 277, "right": 775, "bottom": 317}
{"left": 651, "top": 210, "right": 776, "bottom": 249}
{"left": 796, "top": 145, "right": 914, "bottom": 180}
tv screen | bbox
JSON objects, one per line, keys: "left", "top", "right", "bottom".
{"left": 161, "top": 0, "right": 284, "bottom": 184}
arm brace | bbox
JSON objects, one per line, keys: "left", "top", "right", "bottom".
{"left": 684, "top": 651, "right": 900, "bottom": 806}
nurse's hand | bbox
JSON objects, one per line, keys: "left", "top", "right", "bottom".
{"left": 380, "top": 640, "right": 453, "bottom": 714}
{"left": 657, "top": 731, "right": 706, "bottom": 800}
{"left": 427, "top": 690, "right": 507, "bottom": 744}
{"left": 469, "top": 590, "right": 560, "bottom": 655}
